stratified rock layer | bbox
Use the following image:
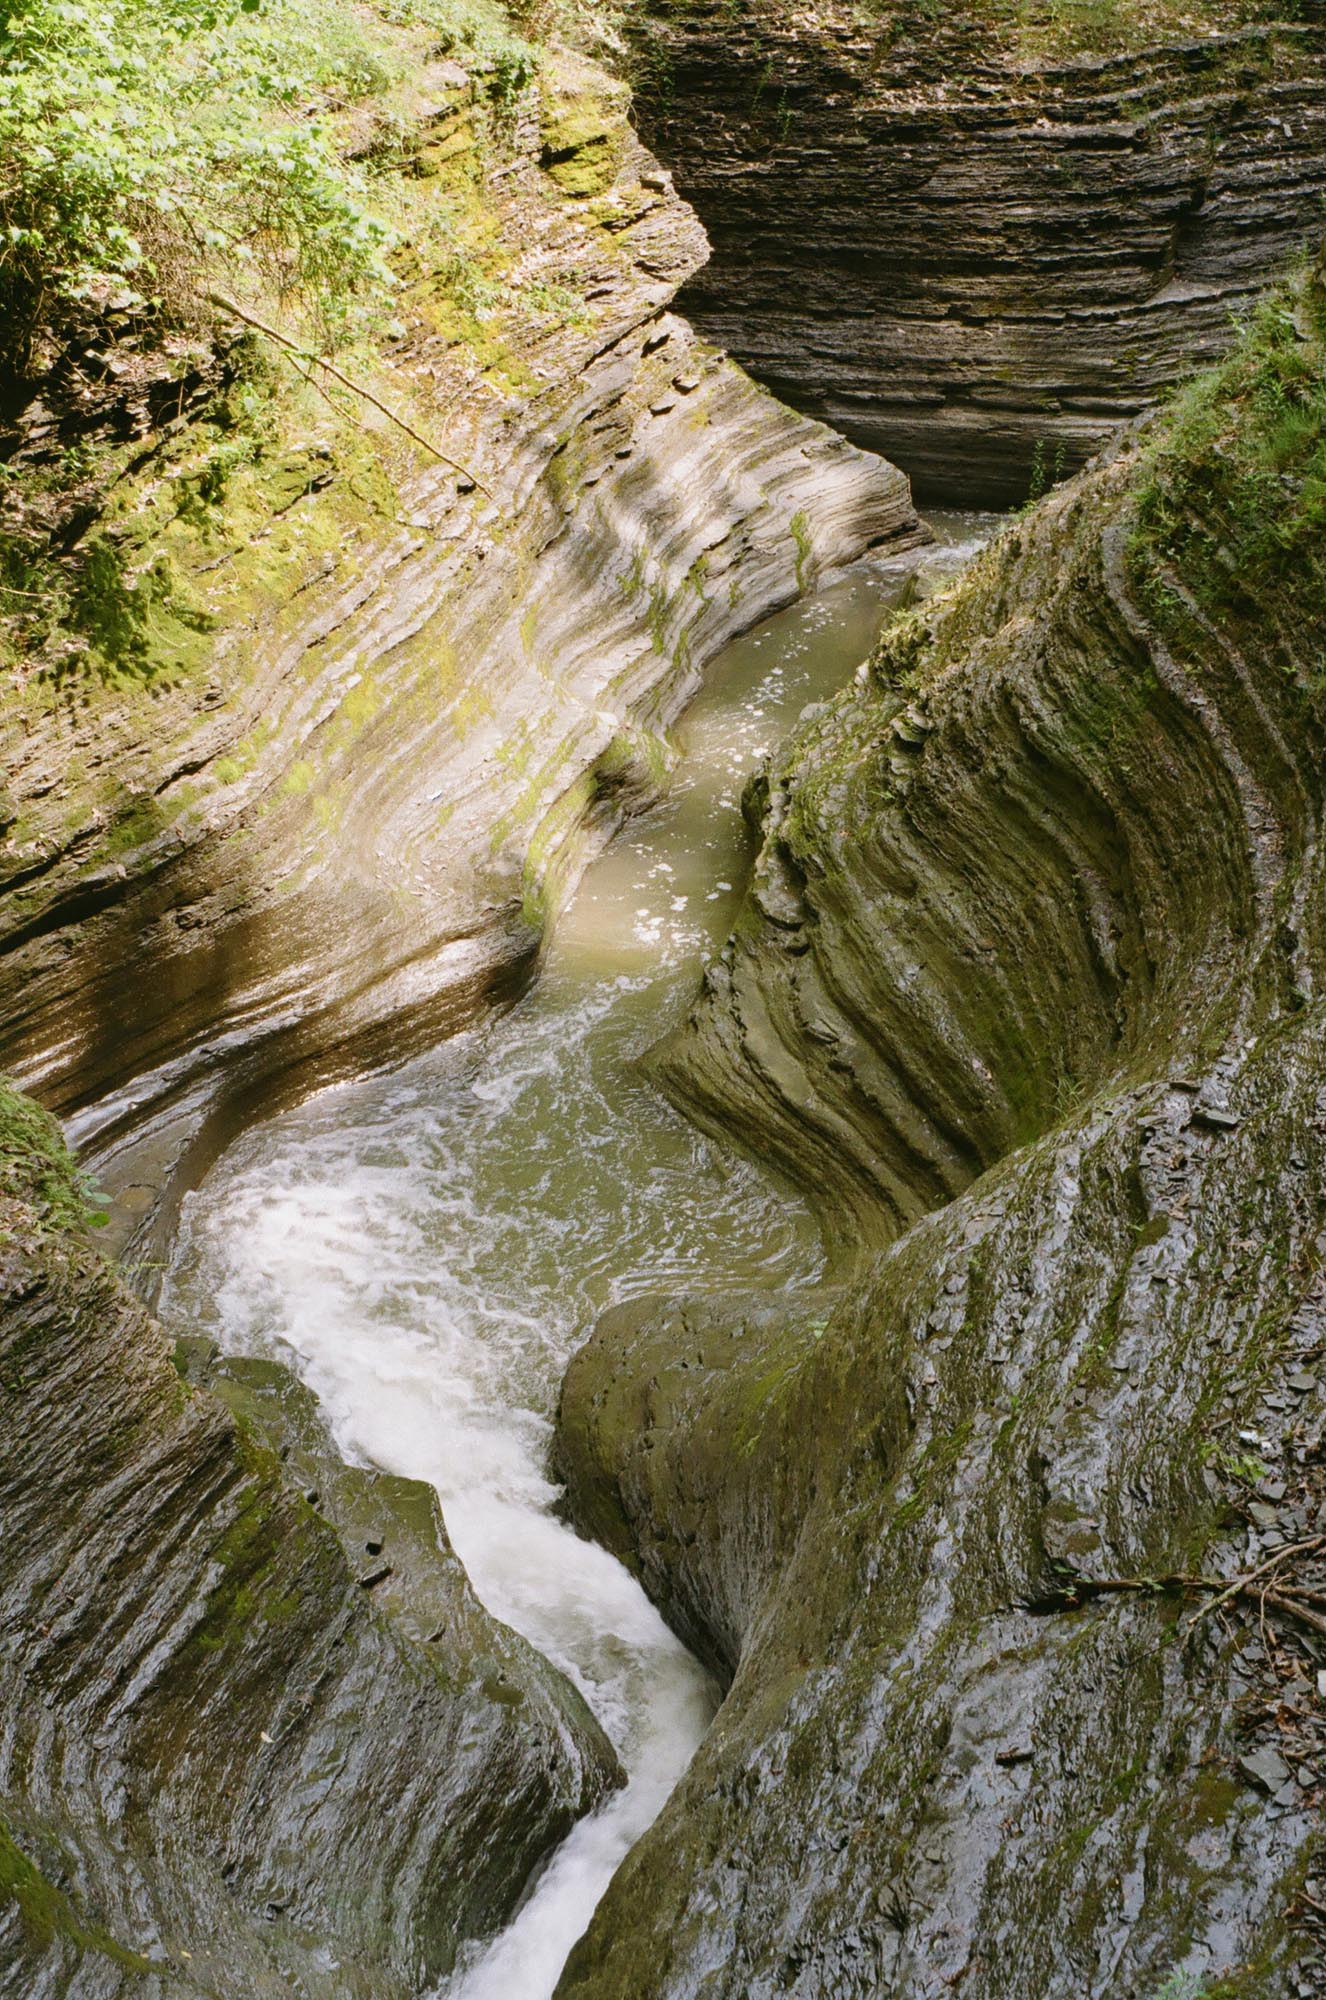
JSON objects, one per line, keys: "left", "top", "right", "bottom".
{"left": 0, "top": 58, "right": 917, "bottom": 1260}
{"left": 0, "top": 53, "right": 917, "bottom": 1998}
{"left": 633, "top": 0, "right": 1326, "bottom": 502}
{"left": 555, "top": 283, "right": 1326, "bottom": 1997}
{"left": 0, "top": 1126, "right": 619, "bottom": 2000}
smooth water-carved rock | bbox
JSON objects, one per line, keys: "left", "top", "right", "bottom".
{"left": 0, "top": 59, "right": 917, "bottom": 1264}
{"left": 0, "top": 1102, "right": 620, "bottom": 2000}
{"left": 632, "top": 0, "right": 1326, "bottom": 503}
{"left": 556, "top": 278, "right": 1326, "bottom": 1997}
{"left": 0, "top": 51, "right": 917, "bottom": 1996}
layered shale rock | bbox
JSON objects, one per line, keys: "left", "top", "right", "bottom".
{"left": 555, "top": 277, "right": 1326, "bottom": 1996}
{"left": 0, "top": 1090, "right": 619, "bottom": 2000}
{"left": 0, "top": 53, "right": 918, "bottom": 1261}
{"left": 631, "top": 0, "right": 1326, "bottom": 503}
{"left": 0, "top": 43, "right": 921, "bottom": 1995}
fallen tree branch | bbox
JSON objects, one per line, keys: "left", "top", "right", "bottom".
{"left": 205, "top": 291, "right": 494, "bottom": 498}
{"left": 1261, "top": 1588, "right": 1326, "bottom": 1640}
{"left": 1190, "top": 1532, "right": 1326, "bottom": 1629}
{"left": 1027, "top": 1533, "right": 1326, "bottom": 1644}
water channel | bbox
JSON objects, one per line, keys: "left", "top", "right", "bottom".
{"left": 161, "top": 512, "right": 997, "bottom": 1999}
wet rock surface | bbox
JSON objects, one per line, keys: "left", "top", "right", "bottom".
{"left": 0, "top": 1130, "right": 620, "bottom": 2000}
{"left": 631, "top": 0, "right": 1326, "bottom": 503}
{"left": 555, "top": 278, "right": 1326, "bottom": 1996}
{"left": 0, "top": 55, "right": 917, "bottom": 1998}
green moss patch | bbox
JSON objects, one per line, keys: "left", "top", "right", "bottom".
{"left": 540, "top": 77, "right": 629, "bottom": 197}
{"left": 0, "top": 1821, "right": 154, "bottom": 1973}
{"left": 0, "top": 1077, "right": 105, "bottom": 1234}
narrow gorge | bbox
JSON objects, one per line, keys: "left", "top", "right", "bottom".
{"left": 2, "top": 3, "right": 1325, "bottom": 1999}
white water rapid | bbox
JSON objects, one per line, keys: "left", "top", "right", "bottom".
{"left": 161, "top": 515, "right": 995, "bottom": 1999}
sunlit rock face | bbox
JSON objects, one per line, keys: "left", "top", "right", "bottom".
{"left": 0, "top": 59, "right": 918, "bottom": 1264}
{"left": 631, "top": 0, "right": 1326, "bottom": 503}
{"left": 555, "top": 279, "right": 1326, "bottom": 1999}
{"left": 0, "top": 54, "right": 919, "bottom": 2000}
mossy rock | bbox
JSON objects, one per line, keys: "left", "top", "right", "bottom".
{"left": 540, "top": 87, "right": 629, "bottom": 198}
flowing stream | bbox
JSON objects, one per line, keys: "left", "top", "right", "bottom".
{"left": 161, "top": 513, "right": 995, "bottom": 1998}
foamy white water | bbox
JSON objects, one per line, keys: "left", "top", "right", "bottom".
{"left": 162, "top": 517, "right": 997, "bottom": 1998}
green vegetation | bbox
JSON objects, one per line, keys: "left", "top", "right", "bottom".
{"left": 1129, "top": 259, "right": 1326, "bottom": 651}
{"left": 0, "top": 1074, "right": 107, "bottom": 1231}
{"left": 0, "top": 0, "right": 640, "bottom": 685}
{"left": 0, "top": 0, "right": 541, "bottom": 366}
{"left": 789, "top": 507, "right": 811, "bottom": 591}
{"left": 0, "top": 1821, "right": 154, "bottom": 1971}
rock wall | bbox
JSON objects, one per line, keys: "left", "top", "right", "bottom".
{"left": 0, "top": 1105, "right": 619, "bottom": 2000}
{"left": 0, "top": 54, "right": 918, "bottom": 1263}
{"left": 631, "top": 0, "right": 1326, "bottom": 503}
{"left": 554, "top": 277, "right": 1326, "bottom": 1997}
{"left": 0, "top": 50, "right": 919, "bottom": 1996}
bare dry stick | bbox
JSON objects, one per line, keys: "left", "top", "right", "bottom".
{"left": 1191, "top": 1532, "right": 1326, "bottom": 1629}
{"left": 206, "top": 291, "right": 494, "bottom": 498}
{"left": 1261, "top": 1588, "right": 1326, "bottom": 1641}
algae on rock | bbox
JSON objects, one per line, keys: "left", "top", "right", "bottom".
{"left": 554, "top": 271, "right": 1326, "bottom": 1999}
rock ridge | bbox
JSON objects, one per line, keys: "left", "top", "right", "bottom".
{"left": 0, "top": 55, "right": 918, "bottom": 1265}
{"left": 0, "top": 1119, "right": 619, "bottom": 2000}
{"left": 555, "top": 278, "right": 1326, "bottom": 1997}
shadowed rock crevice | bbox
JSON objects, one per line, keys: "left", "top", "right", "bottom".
{"left": 628, "top": 0, "right": 1326, "bottom": 503}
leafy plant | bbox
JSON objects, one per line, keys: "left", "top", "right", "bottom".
{"left": 1129, "top": 264, "right": 1326, "bottom": 652}
{"left": 0, "top": 0, "right": 542, "bottom": 368}
{"left": 0, "top": 1076, "right": 108, "bottom": 1232}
